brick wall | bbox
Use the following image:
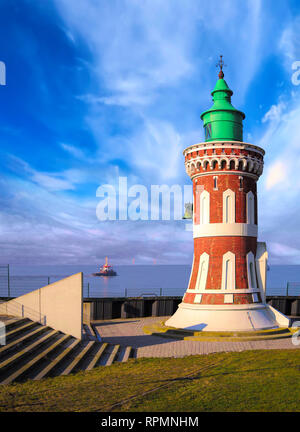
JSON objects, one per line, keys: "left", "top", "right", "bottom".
{"left": 187, "top": 236, "right": 257, "bottom": 291}
{"left": 193, "top": 174, "right": 257, "bottom": 224}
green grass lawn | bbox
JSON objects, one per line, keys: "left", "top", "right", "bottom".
{"left": 0, "top": 349, "right": 299, "bottom": 412}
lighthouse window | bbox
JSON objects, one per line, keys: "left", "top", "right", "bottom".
{"left": 213, "top": 176, "right": 218, "bottom": 190}
{"left": 200, "top": 190, "right": 210, "bottom": 224}
{"left": 246, "top": 251, "right": 257, "bottom": 289}
{"left": 225, "top": 196, "right": 230, "bottom": 222}
{"left": 223, "top": 189, "right": 235, "bottom": 223}
{"left": 246, "top": 191, "right": 255, "bottom": 224}
{"left": 224, "top": 260, "right": 231, "bottom": 290}
{"left": 198, "top": 261, "right": 207, "bottom": 290}
{"left": 250, "top": 263, "right": 255, "bottom": 288}
{"left": 204, "top": 123, "right": 212, "bottom": 140}
{"left": 195, "top": 252, "right": 209, "bottom": 291}
{"left": 222, "top": 251, "right": 236, "bottom": 290}
{"left": 239, "top": 176, "right": 243, "bottom": 190}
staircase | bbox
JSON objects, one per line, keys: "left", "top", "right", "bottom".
{"left": 0, "top": 316, "right": 135, "bottom": 385}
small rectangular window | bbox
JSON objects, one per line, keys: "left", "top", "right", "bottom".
{"left": 204, "top": 123, "right": 212, "bottom": 140}
{"left": 213, "top": 176, "right": 218, "bottom": 190}
{"left": 239, "top": 176, "right": 243, "bottom": 190}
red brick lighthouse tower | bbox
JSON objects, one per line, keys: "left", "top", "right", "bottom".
{"left": 166, "top": 57, "right": 289, "bottom": 331}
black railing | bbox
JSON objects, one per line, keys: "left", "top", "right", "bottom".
{"left": 0, "top": 275, "right": 54, "bottom": 298}
{"left": 0, "top": 264, "right": 299, "bottom": 299}
{"left": 83, "top": 286, "right": 300, "bottom": 298}
{"left": 0, "top": 299, "right": 46, "bottom": 324}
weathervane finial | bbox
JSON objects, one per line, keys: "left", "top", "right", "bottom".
{"left": 216, "top": 55, "right": 226, "bottom": 79}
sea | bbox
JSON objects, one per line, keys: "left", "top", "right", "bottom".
{"left": 1, "top": 264, "right": 300, "bottom": 299}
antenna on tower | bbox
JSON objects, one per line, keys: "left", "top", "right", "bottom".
{"left": 216, "top": 55, "right": 226, "bottom": 79}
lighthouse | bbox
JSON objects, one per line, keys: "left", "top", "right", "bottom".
{"left": 166, "top": 57, "right": 289, "bottom": 331}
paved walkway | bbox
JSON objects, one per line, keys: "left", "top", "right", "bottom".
{"left": 94, "top": 316, "right": 300, "bottom": 358}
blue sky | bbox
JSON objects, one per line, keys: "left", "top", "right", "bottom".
{"left": 1, "top": 0, "right": 300, "bottom": 265}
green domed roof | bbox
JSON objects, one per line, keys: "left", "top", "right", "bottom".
{"left": 213, "top": 78, "right": 233, "bottom": 93}
{"left": 200, "top": 66, "right": 245, "bottom": 142}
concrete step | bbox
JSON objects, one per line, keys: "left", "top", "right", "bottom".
{"left": 0, "top": 329, "right": 58, "bottom": 375}
{"left": 145, "top": 321, "right": 294, "bottom": 342}
{"left": 60, "top": 341, "right": 95, "bottom": 375}
{"left": 93, "top": 342, "right": 112, "bottom": 366}
{"left": 166, "top": 328, "right": 290, "bottom": 338}
{"left": 85, "top": 343, "right": 108, "bottom": 371}
{"left": 33, "top": 338, "right": 81, "bottom": 380}
{"left": 91, "top": 324, "right": 102, "bottom": 342}
{"left": 105, "top": 344, "right": 120, "bottom": 366}
{"left": 0, "top": 315, "right": 139, "bottom": 383}
{"left": 0, "top": 333, "right": 70, "bottom": 385}
{"left": 151, "top": 331, "right": 294, "bottom": 341}
{"left": 120, "top": 346, "right": 133, "bottom": 363}
{"left": 89, "top": 324, "right": 99, "bottom": 339}
{"left": 115, "top": 345, "right": 126, "bottom": 362}
{"left": 75, "top": 341, "right": 104, "bottom": 370}
{"left": 0, "top": 325, "right": 50, "bottom": 357}
{"left": 5, "top": 321, "right": 39, "bottom": 343}
{"left": 83, "top": 324, "right": 97, "bottom": 341}
{"left": 4, "top": 318, "right": 29, "bottom": 332}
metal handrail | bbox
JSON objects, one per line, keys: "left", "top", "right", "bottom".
{"left": 0, "top": 299, "right": 47, "bottom": 325}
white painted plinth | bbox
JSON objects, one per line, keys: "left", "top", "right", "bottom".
{"left": 165, "top": 302, "right": 290, "bottom": 332}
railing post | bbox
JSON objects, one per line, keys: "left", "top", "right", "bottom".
{"left": 7, "top": 264, "right": 10, "bottom": 298}
{"left": 47, "top": 277, "right": 50, "bottom": 285}
{"left": 160, "top": 288, "right": 162, "bottom": 296}
{"left": 286, "top": 282, "right": 289, "bottom": 297}
{"left": 39, "top": 288, "right": 41, "bottom": 324}
{"left": 87, "top": 283, "right": 90, "bottom": 298}
{"left": 125, "top": 288, "right": 127, "bottom": 298}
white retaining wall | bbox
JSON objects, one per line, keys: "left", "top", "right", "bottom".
{"left": 0, "top": 273, "right": 83, "bottom": 339}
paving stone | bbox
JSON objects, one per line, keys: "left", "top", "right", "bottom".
{"left": 93, "top": 316, "right": 300, "bottom": 359}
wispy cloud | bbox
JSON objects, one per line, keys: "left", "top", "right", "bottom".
{"left": 7, "top": 155, "right": 87, "bottom": 191}
{"left": 262, "top": 101, "right": 287, "bottom": 123}
{"left": 1, "top": 0, "right": 300, "bottom": 266}
{"left": 279, "top": 15, "right": 300, "bottom": 66}
{"left": 265, "top": 160, "right": 287, "bottom": 191}
{"left": 54, "top": 0, "right": 197, "bottom": 109}
{"left": 60, "top": 142, "right": 89, "bottom": 161}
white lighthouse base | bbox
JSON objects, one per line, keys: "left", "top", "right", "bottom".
{"left": 165, "top": 302, "right": 290, "bottom": 332}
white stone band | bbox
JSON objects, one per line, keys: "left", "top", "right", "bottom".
{"left": 185, "top": 288, "right": 261, "bottom": 294}
{"left": 183, "top": 140, "right": 265, "bottom": 157}
{"left": 193, "top": 223, "right": 257, "bottom": 238}
{"left": 178, "top": 302, "right": 268, "bottom": 311}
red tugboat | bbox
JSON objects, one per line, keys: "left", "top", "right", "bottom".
{"left": 93, "top": 257, "right": 117, "bottom": 276}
